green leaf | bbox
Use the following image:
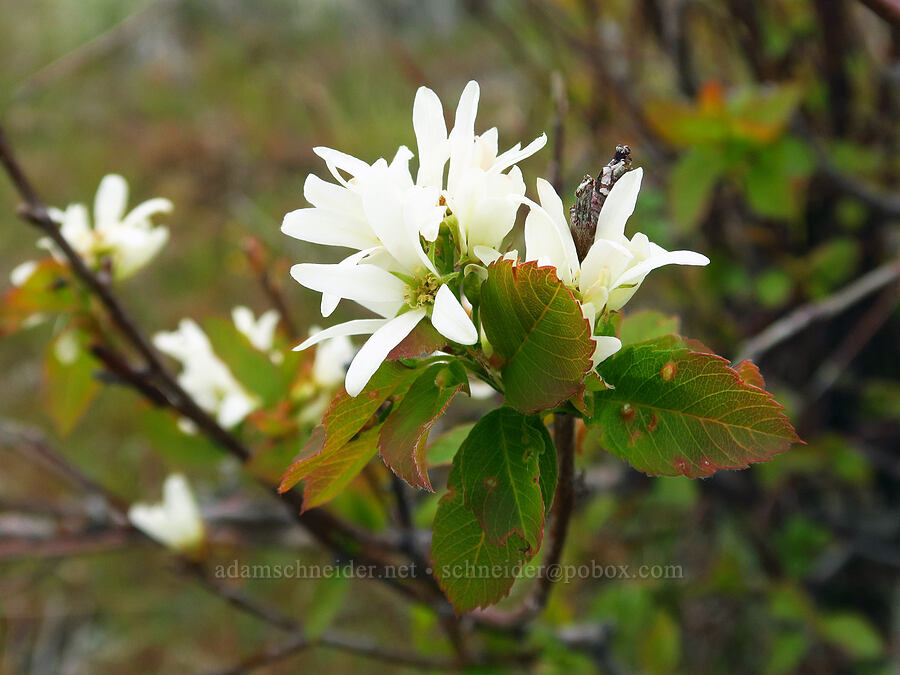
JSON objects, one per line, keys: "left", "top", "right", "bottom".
{"left": 203, "top": 318, "right": 287, "bottom": 406}
{"left": 431, "top": 460, "right": 531, "bottom": 613}
{"left": 668, "top": 146, "right": 728, "bottom": 233}
{"left": 591, "top": 336, "right": 801, "bottom": 477}
{"left": 304, "top": 568, "right": 351, "bottom": 639}
{"left": 278, "top": 360, "right": 420, "bottom": 493}
{"left": 141, "top": 408, "right": 222, "bottom": 465}
{"left": 819, "top": 612, "right": 884, "bottom": 660}
{"left": 536, "top": 418, "right": 557, "bottom": 515}
{"left": 456, "top": 408, "right": 550, "bottom": 551}
{"left": 426, "top": 423, "right": 475, "bottom": 466}
{"left": 617, "top": 310, "right": 681, "bottom": 346}
{"left": 480, "top": 260, "right": 594, "bottom": 414}
{"left": 378, "top": 361, "right": 468, "bottom": 490}
{"left": 44, "top": 330, "right": 100, "bottom": 435}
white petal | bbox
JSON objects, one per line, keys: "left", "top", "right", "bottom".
{"left": 491, "top": 133, "right": 547, "bottom": 174}
{"left": 431, "top": 284, "right": 478, "bottom": 345}
{"left": 282, "top": 207, "right": 378, "bottom": 250}
{"left": 218, "top": 390, "right": 257, "bottom": 428}
{"left": 413, "top": 86, "right": 449, "bottom": 187}
{"left": 313, "top": 146, "right": 370, "bottom": 186}
{"left": 579, "top": 238, "right": 634, "bottom": 296}
{"left": 344, "top": 310, "right": 426, "bottom": 396}
{"left": 94, "top": 174, "right": 129, "bottom": 233}
{"left": 293, "top": 319, "right": 386, "bottom": 351}
{"left": 473, "top": 245, "right": 503, "bottom": 266}
{"left": 320, "top": 247, "right": 383, "bottom": 317}
{"left": 313, "top": 333, "right": 355, "bottom": 387}
{"left": 290, "top": 263, "right": 406, "bottom": 306}
{"left": 613, "top": 249, "right": 710, "bottom": 288}
{"left": 590, "top": 336, "right": 622, "bottom": 366}
{"left": 523, "top": 181, "right": 578, "bottom": 285}
{"left": 120, "top": 198, "right": 173, "bottom": 230}
{"left": 595, "top": 167, "right": 642, "bottom": 241}
{"left": 447, "top": 81, "right": 480, "bottom": 191}
{"left": 10, "top": 260, "right": 37, "bottom": 287}
{"left": 163, "top": 474, "right": 202, "bottom": 529}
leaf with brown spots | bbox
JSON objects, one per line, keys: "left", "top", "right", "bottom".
{"left": 590, "top": 336, "right": 801, "bottom": 478}
{"left": 456, "top": 408, "right": 552, "bottom": 551}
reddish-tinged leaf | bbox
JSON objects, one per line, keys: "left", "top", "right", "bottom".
{"left": 296, "top": 429, "right": 380, "bottom": 512}
{"left": 278, "top": 361, "right": 419, "bottom": 493}
{"left": 480, "top": 260, "right": 594, "bottom": 414}
{"left": 387, "top": 320, "right": 446, "bottom": 360}
{"left": 591, "top": 336, "right": 801, "bottom": 478}
{"left": 378, "top": 361, "right": 468, "bottom": 491}
{"left": 1, "top": 259, "right": 72, "bottom": 335}
{"left": 734, "top": 360, "right": 766, "bottom": 389}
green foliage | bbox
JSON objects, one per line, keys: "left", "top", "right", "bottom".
{"left": 431, "top": 408, "right": 558, "bottom": 612}
{"left": 590, "top": 336, "right": 800, "bottom": 477}
{"left": 44, "top": 329, "right": 100, "bottom": 434}
{"left": 819, "top": 613, "right": 884, "bottom": 660}
{"left": 480, "top": 259, "right": 594, "bottom": 413}
{"left": 378, "top": 361, "right": 469, "bottom": 490}
{"left": 426, "top": 423, "right": 475, "bottom": 466}
{"left": 455, "top": 408, "right": 549, "bottom": 550}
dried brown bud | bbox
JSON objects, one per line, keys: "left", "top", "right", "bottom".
{"left": 569, "top": 145, "right": 632, "bottom": 262}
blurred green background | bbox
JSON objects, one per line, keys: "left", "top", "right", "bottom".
{"left": 0, "top": 0, "right": 897, "bottom": 673}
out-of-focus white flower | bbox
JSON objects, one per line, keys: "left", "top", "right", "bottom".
{"left": 153, "top": 319, "right": 258, "bottom": 428}
{"left": 128, "top": 474, "right": 205, "bottom": 553}
{"left": 296, "top": 325, "right": 356, "bottom": 426}
{"left": 10, "top": 261, "right": 38, "bottom": 287}
{"left": 412, "top": 80, "right": 546, "bottom": 256}
{"left": 309, "top": 325, "right": 354, "bottom": 388}
{"left": 524, "top": 169, "right": 709, "bottom": 364}
{"left": 232, "top": 306, "right": 283, "bottom": 363}
{"left": 35, "top": 174, "right": 171, "bottom": 280}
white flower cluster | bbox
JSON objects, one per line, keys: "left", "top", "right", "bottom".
{"left": 128, "top": 474, "right": 204, "bottom": 553}
{"left": 278, "top": 80, "right": 709, "bottom": 396}
{"left": 12, "top": 174, "right": 171, "bottom": 286}
{"left": 283, "top": 81, "right": 545, "bottom": 396}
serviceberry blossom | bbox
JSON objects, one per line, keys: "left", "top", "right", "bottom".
{"left": 285, "top": 80, "right": 546, "bottom": 396}
{"left": 21, "top": 174, "right": 171, "bottom": 282}
{"left": 153, "top": 319, "right": 258, "bottom": 428}
{"left": 524, "top": 169, "right": 709, "bottom": 363}
{"left": 128, "top": 474, "right": 205, "bottom": 553}
{"left": 296, "top": 325, "right": 356, "bottom": 426}
{"left": 232, "top": 306, "right": 283, "bottom": 363}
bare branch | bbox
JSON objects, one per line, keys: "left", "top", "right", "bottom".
{"left": 735, "top": 261, "right": 900, "bottom": 363}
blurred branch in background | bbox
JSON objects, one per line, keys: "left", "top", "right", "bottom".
{"left": 736, "top": 260, "right": 900, "bottom": 363}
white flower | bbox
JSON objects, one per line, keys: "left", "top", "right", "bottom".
{"left": 412, "top": 80, "right": 546, "bottom": 255}
{"left": 232, "top": 306, "right": 283, "bottom": 363}
{"left": 281, "top": 81, "right": 545, "bottom": 396}
{"left": 524, "top": 169, "right": 709, "bottom": 364}
{"left": 153, "top": 319, "right": 258, "bottom": 428}
{"left": 37, "top": 174, "right": 171, "bottom": 280}
{"left": 296, "top": 325, "right": 356, "bottom": 426}
{"left": 128, "top": 474, "right": 205, "bottom": 553}
{"left": 10, "top": 260, "right": 38, "bottom": 287}
{"left": 309, "top": 325, "right": 354, "bottom": 388}
{"left": 286, "top": 161, "right": 478, "bottom": 397}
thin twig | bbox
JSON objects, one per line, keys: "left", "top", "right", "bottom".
{"left": 242, "top": 237, "right": 299, "bottom": 339}
{"left": 735, "top": 260, "right": 900, "bottom": 363}
{"left": 548, "top": 71, "right": 568, "bottom": 195}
